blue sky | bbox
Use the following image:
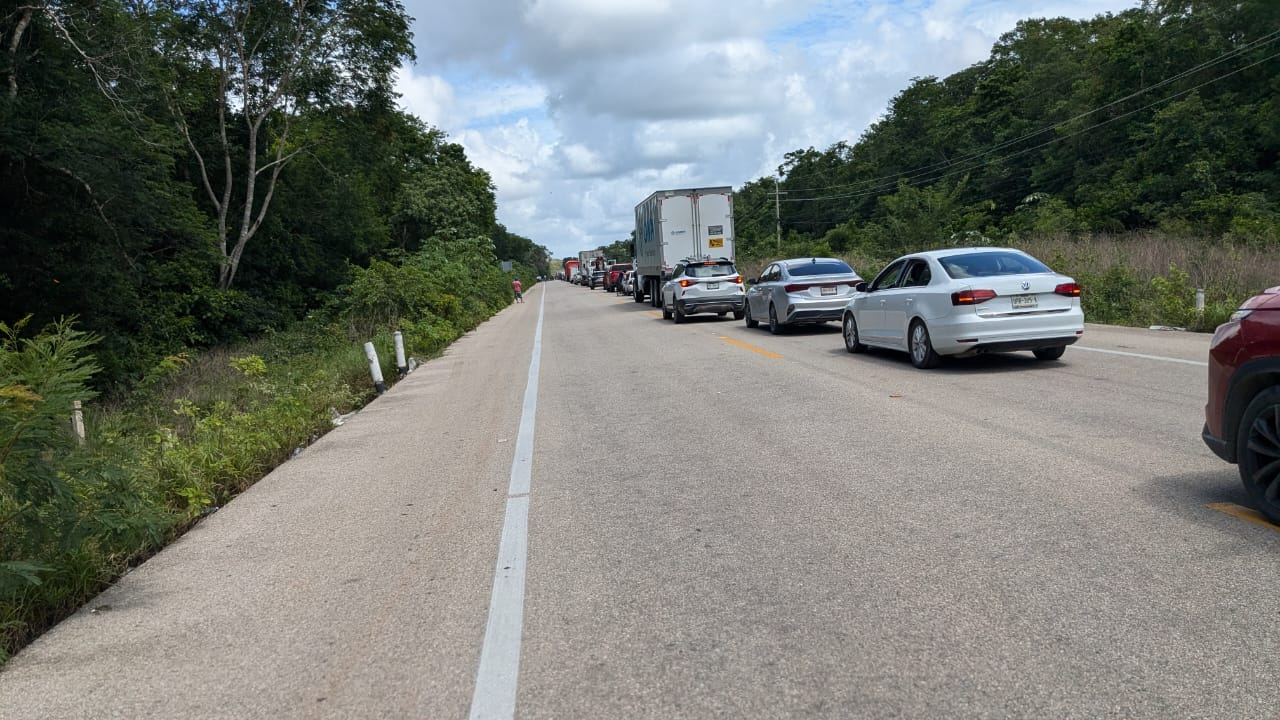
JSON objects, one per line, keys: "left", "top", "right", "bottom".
{"left": 395, "top": 0, "right": 1141, "bottom": 262}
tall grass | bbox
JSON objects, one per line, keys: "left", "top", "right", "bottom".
{"left": 0, "top": 266, "right": 534, "bottom": 662}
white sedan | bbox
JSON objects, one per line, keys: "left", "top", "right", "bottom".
{"left": 840, "top": 247, "right": 1084, "bottom": 368}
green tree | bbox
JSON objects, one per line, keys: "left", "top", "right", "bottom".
{"left": 156, "top": 0, "right": 415, "bottom": 290}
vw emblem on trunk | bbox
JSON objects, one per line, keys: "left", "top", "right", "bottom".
{"left": 1020, "top": 281, "right": 1030, "bottom": 290}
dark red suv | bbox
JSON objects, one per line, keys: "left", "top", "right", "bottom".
{"left": 1203, "top": 285, "right": 1280, "bottom": 523}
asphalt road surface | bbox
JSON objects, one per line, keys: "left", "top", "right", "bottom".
{"left": 2, "top": 281, "right": 1277, "bottom": 719}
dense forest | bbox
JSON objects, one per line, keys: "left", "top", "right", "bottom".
{"left": 732, "top": 0, "right": 1279, "bottom": 263}
{"left": 1, "top": 0, "right": 551, "bottom": 393}
{"left": 0, "top": 0, "right": 550, "bottom": 659}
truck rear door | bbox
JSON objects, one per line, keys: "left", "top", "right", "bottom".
{"left": 660, "top": 194, "right": 698, "bottom": 266}
{"left": 696, "top": 191, "right": 733, "bottom": 261}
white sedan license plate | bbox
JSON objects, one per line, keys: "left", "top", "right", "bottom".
{"left": 1011, "top": 294, "right": 1038, "bottom": 309}
{"left": 706, "top": 282, "right": 719, "bottom": 290}
{"left": 820, "top": 286, "right": 837, "bottom": 296}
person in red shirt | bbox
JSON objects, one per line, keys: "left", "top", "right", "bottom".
{"left": 512, "top": 278, "right": 524, "bottom": 303}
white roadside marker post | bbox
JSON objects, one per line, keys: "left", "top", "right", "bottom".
{"left": 393, "top": 331, "right": 408, "bottom": 376}
{"left": 71, "top": 400, "right": 86, "bottom": 446}
{"left": 364, "top": 341, "right": 386, "bottom": 394}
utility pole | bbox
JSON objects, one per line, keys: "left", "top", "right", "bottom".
{"left": 771, "top": 177, "right": 787, "bottom": 251}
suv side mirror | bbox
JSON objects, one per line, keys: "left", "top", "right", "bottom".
{"left": 855, "top": 281, "right": 868, "bottom": 292}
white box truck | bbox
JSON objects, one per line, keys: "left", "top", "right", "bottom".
{"left": 632, "top": 187, "right": 734, "bottom": 306}
{"left": 577, "top": 249, "right": 604, "bottom": 284}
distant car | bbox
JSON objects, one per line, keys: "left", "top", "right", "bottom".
{"left": 840, "top": 247, "right": 1083, "bottom": 368}
{"left": 1203, "top": 285, "right": 1280, "bottom": 524}
{"left": 661, "top": 259, "right": 745, "bottom": 323}
{"left": 744, "top": 258, "right": 862, "bottom": 334}
{"left": 618, "top": 270, "right": 635, "bottom": 295}
{"left": 605, "top": 263, "right": 633, "bottom": 292}
{"left": 589, "top": 269, "right": 606, "bottom": 289}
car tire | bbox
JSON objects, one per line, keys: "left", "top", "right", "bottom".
{"left": 768, "top": 304, "right": 782, "bottom": 335}
{"left": 634, "top": 284, "right": 645, "bottom": 303}
{"left": 662, "top": 301, "right": 672, "bottom": 320}
{"left": 1033, "top": 346, "right": 1066, "bottom": 361}
{"left": 744, "top": 301, "right": 759, "bottom": 328}
{"left": 732, "top": 309, "right": 745, "bottom": 321}
{"left": 1236, "top": 386, "right": 1280, "bottom": 524}
{"left": 842, "top": 313, "right": 865, "bottom": 354}
{"left": 909, "top": 320, "right": 941, "bottom": 369}
{"left": 650, "top": 280, "right": 660, "bottom": 308}
{"left": 673, "top": 302, "right": 685, "bottom": 324}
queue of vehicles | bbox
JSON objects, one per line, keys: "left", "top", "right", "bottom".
{"left": 560, "top": 185, "right": 1279, "bottom": 524}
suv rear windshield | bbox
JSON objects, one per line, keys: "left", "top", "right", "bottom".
{"left": 788, "top": 260, "right": 853, "bottom": 277}
{"left": 685, "top": 262, "right": 736, "bottom": 278}
{"left": 940, "top": 251, "right": 1050, "bottom": 279}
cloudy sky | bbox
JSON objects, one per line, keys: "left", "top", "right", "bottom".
{"left": 395, "top": 0, "right": 1140, "bottom": 262}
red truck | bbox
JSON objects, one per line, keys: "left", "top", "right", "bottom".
{"left": 604, "top": 263, "right": 633, "bottom": 292}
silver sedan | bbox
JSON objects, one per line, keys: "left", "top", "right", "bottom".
{"left": 744, "top": 258, "right": 862, "bottom": 334}
{"left": 840, "top": 247, "right": 1084, "bottom": 368}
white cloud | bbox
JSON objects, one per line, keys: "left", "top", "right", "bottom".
{"left": 396, "top": 0, "right": 1142, "bottom": 261}
{"left": 561, "top": 143, "right": 610, "bottom": 175}
{"left": 393, "top": 68, "right": 458, "bottom": 129}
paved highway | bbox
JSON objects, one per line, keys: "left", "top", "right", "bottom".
{"left": 1, "top": 281, "right": 1277, "bottom": 719}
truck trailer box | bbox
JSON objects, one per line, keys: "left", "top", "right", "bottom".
{"left": 633, "top": 187, "right": 734, "bottom": 305}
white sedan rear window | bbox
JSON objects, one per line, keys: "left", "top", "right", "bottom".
{"left": 940, "top": 252, "right": 1050, "bottom": 278}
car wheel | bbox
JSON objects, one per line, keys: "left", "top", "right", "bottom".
{"left": 744, "top": 301, "right": 759, "bottom": 328}
{"left": 842, "top": 313, "right": 865, "bottom": 354}
{"left": 662, "top": 300, "right": 672, "bottom": 320}
{"left": 909, "top": 320, "right": 941, "bottom": 369}
{"left": 732, "top": 309, "right": 745, "bottom": 321}
{"left": 1033, "top": 346, "right": 1066, "bottom": 361}
{"left": 673, "top": 302, "right": 685, "bottom": 324}
{"left": 634, "top": 285, "right": 645, "bottom": 303}
{"left": 768, "top": 304, "right": 782, "bottom": 335}
{"left": 650, "top": 280, "right": 661, "bottom": 308}
{"left": 1237, "top": 386, "right": 1280, "bottom": 524}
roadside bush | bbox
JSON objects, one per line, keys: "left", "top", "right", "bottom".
{"left": 1148, "top": 264, "right": 1199, "bottom": 329}
{"left": 0, "top": 318, "right": 172, "bottom": 661}
{"left": 1077, "top": 262, "right": 1143, "bottom": 326}
{"left": 1, "top": 245, "right": 522, "bottom": 662}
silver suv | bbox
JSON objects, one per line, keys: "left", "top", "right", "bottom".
{"left": 661, "top": 259, "right": 746, "bottom": 323}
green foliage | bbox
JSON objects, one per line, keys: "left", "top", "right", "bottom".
{"left": 735, "top": 0, "right": 1280, "bottom": 257}
{"left": 0, "top": 317, "right": 171, "bottom": 662}
{"left": 1148, "top": 264, "right": 1198, "bottom": 328}
{"left": 0, "top": 313, "right": 379, "bottom": 661}
{"left": 1077, "top": 262, "right": 1142, "bottom": 326}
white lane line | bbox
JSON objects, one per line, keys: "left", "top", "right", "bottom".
{"left": 1073, "top": 345, "right": 1207, "bottom": 367}
{"left": 468, "top": 286, "right": 544, "bottom": 720}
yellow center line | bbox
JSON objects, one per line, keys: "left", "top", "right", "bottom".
{"left": 1207, "top": 502, "right": 1280, "bottom": 532}
{"left": 646, "top": 311, "right": 663, "bottom": 319}
{"left": 720, "top": 336, "right": 783, "bottom": 359}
